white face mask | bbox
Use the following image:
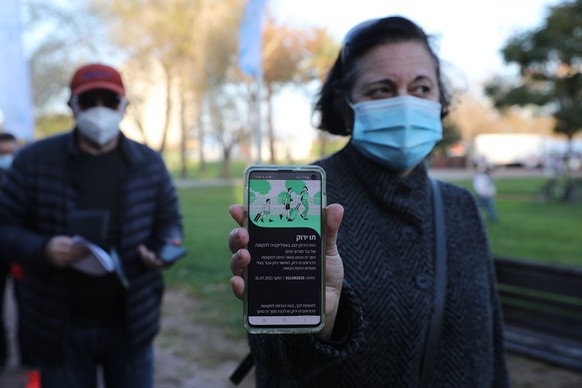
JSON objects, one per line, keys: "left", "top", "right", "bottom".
{"left": 76, "top": 106, "right": 124, "bottom": 146}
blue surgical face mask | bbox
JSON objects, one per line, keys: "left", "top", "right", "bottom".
{"left": 0, "top": 154, "right": 14, "bottom": 170}
{"left": 350, "top": 95, "right": 443, "bottom": 171}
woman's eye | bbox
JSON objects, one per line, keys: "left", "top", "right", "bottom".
{"left": 411, "top": 84, "right": 431, "bottom": 96}
{"left": 366, "top": 86, "right": 393, "bottom": 99}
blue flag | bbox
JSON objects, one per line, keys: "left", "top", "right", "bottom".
{"left": 238, "top": 0, "right": 268, "bottom": 77}
{"left": 0, "top": 0, "right": 34, "bottom": 140}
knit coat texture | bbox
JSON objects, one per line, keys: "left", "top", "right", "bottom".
{"left": 249, "top": 144, "right": 510, "bottom": 387}
{"left": 0, "top": 130, "right": 182, "bottom": 363}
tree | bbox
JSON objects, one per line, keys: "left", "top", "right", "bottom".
{"left": 484, "top": 0, "right": 582, "bottom": 156}
{"left": 205, "top": 85, "right": 250, "bottom": 178}
{"left": 89, "top": 0, "right": 247, "bottom": 178}
{"left": 260, "top": 20, "right": 312, "bottom": 163}
{"left": 22, "top": 1, "right": 107, "bottom": 129}
{"left": 302, "top": 28, "right": 341, "bottom": 158}
{"left": 255, "top": 21, "right": 340, "bottom": 163}
{"left": 485, "top": 0, "right": 582, "bottom": 202}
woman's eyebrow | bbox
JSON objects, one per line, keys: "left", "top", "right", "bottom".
{"left": 361, "top": 74, "right": 433, "bottom": 88}
{"left": 360, "top": 78, "right": 395, "bottom": 89}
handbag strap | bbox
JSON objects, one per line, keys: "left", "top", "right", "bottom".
{"left": 419, "top": 177, "right": 448, "bottom": 388}
{"left": 230, "top": 352, "right": 254, "bottom": 385}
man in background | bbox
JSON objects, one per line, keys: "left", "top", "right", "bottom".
{"left": 473, "top": 164, "right": 498, "bottom": 223}
{"left": 0, "top": 132, "right": 19, "bottom": 370}
{"left": 0, "top": 63, "right": 184, "bottom": 388}
{"left": 0, "top": 132, "right": 17, "bottom": 181}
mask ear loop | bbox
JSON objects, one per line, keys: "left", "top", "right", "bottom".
{"left": 70, "top": 96, "right": 82, "bottom": 116}
{"left": 117, "top": 97, "right": 129, "bottom": 112}
{"left": 345, "top": 96, "right": 356, "bottom": 110}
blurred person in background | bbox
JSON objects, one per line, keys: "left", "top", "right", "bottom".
{"left": 0, "top": 132, "right": 18, "bottom": 181}
{"left": 473, "top": 164, "right": 498, "bottom": 223}
{"left": 0, "top": 63, "right": 183, "bottom": 388}
{"left": 0, "top": 132, "right": 20, "bottom": 370}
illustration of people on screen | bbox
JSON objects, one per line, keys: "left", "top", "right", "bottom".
{"left": 260, "top": 198, "right": 273, "bottom": 222}
{"left": 279, "top": 188, "right": 293, "bottom": 221}
{"left": 298, "top": 186, "right": 309, "bottom": 220}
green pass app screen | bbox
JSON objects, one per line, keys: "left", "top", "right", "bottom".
{"left": 247, "top": 171, "right": 323, "bottom": 327}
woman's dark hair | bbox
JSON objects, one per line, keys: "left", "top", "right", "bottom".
{"left": 314, "top": 16, "right": 451, "bottom": 136}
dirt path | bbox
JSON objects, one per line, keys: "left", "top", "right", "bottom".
{"left": 155, "top": 288, "right": 582, "bottom": 388}
{"left": 2, "top": 285, "right": 581, "bottom": 387}
{"left": 0, "top": 284, "right": 255, "bottom": 388}
{"left": 153, "top": 288, "right": 255, "bottom": 388}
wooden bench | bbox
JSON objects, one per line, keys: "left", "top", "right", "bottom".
{"left": 494, "top": 256, "right": 582, "bottom": 372}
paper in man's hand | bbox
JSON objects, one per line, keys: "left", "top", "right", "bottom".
{"left": 70, "top": 235, "right": 115, "bottom": 276}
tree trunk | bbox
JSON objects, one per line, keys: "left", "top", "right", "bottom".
{"left": 266, "top": 85, "right": 276, "bottom": 164}
{"left": 159, "top": 63, "right": 173, "bottom": 153}
{"left": 197, "top": 96, "right": 206, "bottom": 175}
{"left": 221, "top": 147, "right": 231, "bottom": 178}
{"left": 179, "top": 87, "right": 188, "bottom": 179}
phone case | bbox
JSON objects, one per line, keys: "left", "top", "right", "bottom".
{"left": 243, "top": 165, "right": 327, "bottom": 334}
{"left": 157, "top": 244, "right": 187, "bottom": 264}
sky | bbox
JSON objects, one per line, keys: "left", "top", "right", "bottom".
{"left": 270, "top": 0, "right": 562, "bottom": 88}
{"left": 265, "top": 0, "right": 564, "bottom": 143}
{"left": 2, "top": 0, "right": 565, "bottom": 145}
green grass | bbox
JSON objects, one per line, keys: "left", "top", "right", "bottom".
{"left": 167, "top": 160, "right": 249, "bottom": 180}
{"left": 455, "top": 177, "right": 582, "bottom": 266}
{"left": 164, "top": 176, "right": 582, "bottom": 336}
{"left": 163, "top": 185, "right": 245, "bottom": 338}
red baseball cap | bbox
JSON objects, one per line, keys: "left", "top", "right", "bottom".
{"left": 70, "top": 63, "right": 125, "bottom": 96}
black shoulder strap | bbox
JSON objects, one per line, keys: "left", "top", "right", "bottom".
{"left": 419, "top": 177, "right": 448, "bottom": 388}
{"left": 230, "top": 352, "right": 254, "bottom": 385}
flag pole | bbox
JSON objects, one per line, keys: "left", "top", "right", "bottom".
{"left": 238, "top": 0, "right": 267, "bottom": 164}
{"left": 255, "top": 62, "right": 263, "bottom": 164}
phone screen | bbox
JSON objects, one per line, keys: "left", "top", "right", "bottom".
{"left": 244, "top": 166, "right": 326, "bottom": 333}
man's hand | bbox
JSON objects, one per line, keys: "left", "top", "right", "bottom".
{"left": 138, "top": 238, "right": 183, "bottom": 269}
{"left": 45, "top": 236, "right": 90, "bottom": 268}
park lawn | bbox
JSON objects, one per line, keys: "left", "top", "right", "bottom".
{"left": 164, "top": 177, "right": 582, "bottom": 336}
{"left": 455, "top": 177, "right": 582, "bottom": 267}
{"left": 163, "top": 184, "right": 246, "bottom": 338}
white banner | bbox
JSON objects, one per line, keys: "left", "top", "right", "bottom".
{"left": 0, "top": 0, "right": 34, "bottom": 140}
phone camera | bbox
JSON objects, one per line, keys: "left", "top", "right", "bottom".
{"left": 310, "top": 174, "right": 317, "bottom": 180}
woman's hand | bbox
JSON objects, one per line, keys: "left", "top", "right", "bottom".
{"left": 319, "top": 203, "right": 345, "bottom": 340}
{"left": 227, "top": 203, "right": 345, "bottom": 340}
{"left": 227, "top": 204, "right": 250, "bottom": 299}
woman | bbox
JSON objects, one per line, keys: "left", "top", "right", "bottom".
{"left": 228, "top": 16, "right": 509, "bottom": 387}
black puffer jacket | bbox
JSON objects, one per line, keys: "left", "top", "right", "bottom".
{"left": 249, "top": 143, "right": 509, "bottom": 387}
{"left": 0, "top": 130, "right": 182, "bottom": 362}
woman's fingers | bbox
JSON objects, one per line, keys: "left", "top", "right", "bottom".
{"left": 229, "top": 204, "right": 245, "bottom": 227}
{"left": 230, "top": 248, "right": 250, "bottom": 300}
{"left": 325, "top": 203, "right": 344, "bottom": 256}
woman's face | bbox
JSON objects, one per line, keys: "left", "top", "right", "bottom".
{"left": 349, "top": 41, "right": 440, "bottom": 104}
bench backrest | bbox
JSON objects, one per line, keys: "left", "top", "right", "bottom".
{"left": 494, "top": 256, "right": 582, "bottom": 343}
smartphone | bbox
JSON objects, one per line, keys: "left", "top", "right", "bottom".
{"left": 243, "top": 165, "right": 326, "bottom": 334}
{"left": 157, "top": 244, "right": 187, "bottom": 264}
